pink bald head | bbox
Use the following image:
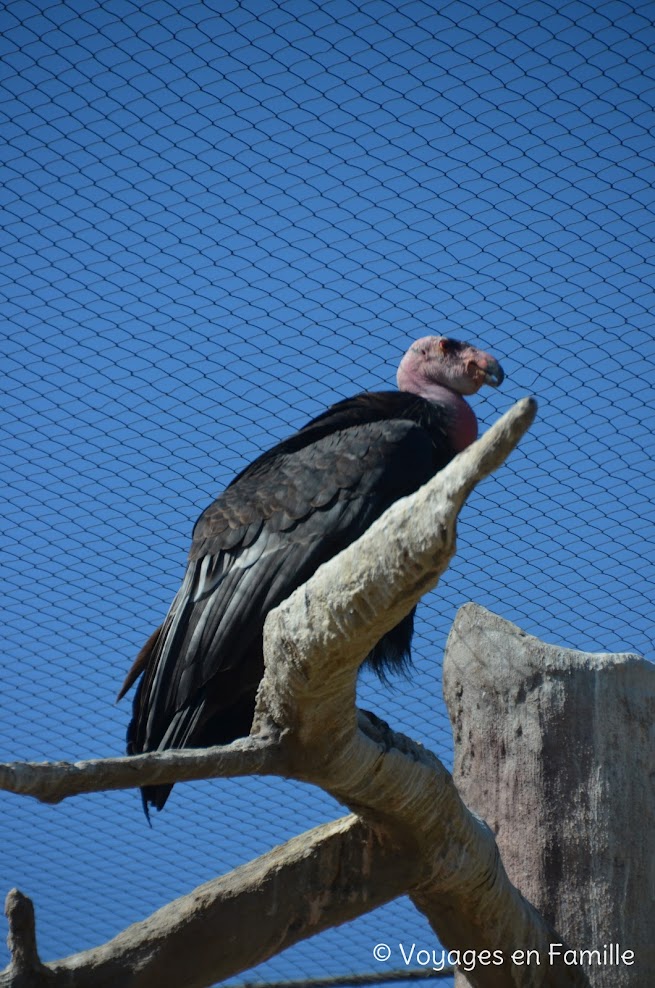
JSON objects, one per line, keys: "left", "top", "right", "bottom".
{"left": 397, "top": 336, "right": 504, "bottom": 451}
{"left": 397, "top": 336, "right": 504, "bottom": 397}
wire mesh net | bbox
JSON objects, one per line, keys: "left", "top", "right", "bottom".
{"left": 2, "top": 1, "right": 654, "bottom": 985}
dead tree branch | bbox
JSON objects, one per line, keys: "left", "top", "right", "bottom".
{"left": 0, "top": 736, "right": 279, "bottom": 805}
{"left": 1, "top": 397, "right": 588, "bottom": 988}
{"left": 2, "top": 817, "right": 417, "bottom": 988}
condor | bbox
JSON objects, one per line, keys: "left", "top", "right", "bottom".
{"left": 119, "top": 336, "right": 503, "bottom": 816}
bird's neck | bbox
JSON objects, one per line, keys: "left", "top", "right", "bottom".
{"left": 421, "top": 384, "right": 479, "bottom": 452}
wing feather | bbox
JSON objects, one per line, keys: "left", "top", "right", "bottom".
{"left": 128, "top": 410, "right": 447, "bottom": 764}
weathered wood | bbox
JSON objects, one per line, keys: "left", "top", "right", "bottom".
{"left": 3, "top": 399, "right": 568, "bottom": 988}
{"left": 1, "top": 818, "right": 417, "bottom": 988}
{"left": 443, "top": 604, "right": 654, "bottom": 988}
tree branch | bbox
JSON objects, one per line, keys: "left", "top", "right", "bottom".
{"left": 2, "top": 398, "right": 583, "bottom": 988}
{"left": 3, "top": 890, "right": 50, "bottom": 987}
{"left": 2, "top": 817, "right": 420, "bottom": 988}
{"left": 258, "top": 397, "right": 538, "bottom": 753}
{"left": 0, "top": 735, "right": 281, "bottom": 805}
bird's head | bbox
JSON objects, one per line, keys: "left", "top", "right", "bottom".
{"left": 397, "top": 336, "right": 504, "bottom": 399}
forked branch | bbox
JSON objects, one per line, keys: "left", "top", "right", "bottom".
{"left": 1, "top": 398, "right": 588, "bottom": 988}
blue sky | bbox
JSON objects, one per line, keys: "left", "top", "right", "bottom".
{"left": 2, "top": 0, "right": 654, "bottom": 983}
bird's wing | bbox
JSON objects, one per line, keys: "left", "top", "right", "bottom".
{"left": 126, "top": 416, "right": 440, "bottom": 754}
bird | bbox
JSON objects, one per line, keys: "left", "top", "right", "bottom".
{"left": 118, "top": 336, "right": 504, "bottom": 817}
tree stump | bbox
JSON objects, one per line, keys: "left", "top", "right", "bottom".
{"left": 443, "top": 604, "right": 654, "bottom": 988}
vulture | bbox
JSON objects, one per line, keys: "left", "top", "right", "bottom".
{"left": 119, "top": 336, "right": 503, "bottom": 816}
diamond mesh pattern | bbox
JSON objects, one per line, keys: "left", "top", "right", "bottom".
{"left": 2, "top": 2, "right": 654, "bottom": 985}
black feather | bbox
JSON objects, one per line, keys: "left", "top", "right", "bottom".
{"left": 123, "top": 390, "right": 456, "bottom": 814}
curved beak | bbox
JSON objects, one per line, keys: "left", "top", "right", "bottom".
{"left": 482, "top": 357, "right": 504, "bottom": 388}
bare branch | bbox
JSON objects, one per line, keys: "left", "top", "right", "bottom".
{"left": 256, "top": 398, "right": 537, "bottom": 746}
{"left": 1, "top": 817, "right": 420, "bottom": 988}
{"left": 252, "top": 396, "right": 588, "bottom": 987}
{"left": 0, "top": 735, "right": 280, "bottom": 805}
{"left": 2, "top": 398, "right": 577, "bottom": 988}
{"left": 3, "top": 890, "right": 50, "bottom": 987}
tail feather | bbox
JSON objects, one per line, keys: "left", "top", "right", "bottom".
{"left": 118, "top": 626, "right": 162, "bottom": 701}
{"left": 140, "top": 782, "right": 173, "bottom": 821}
{"left": 137, "top": 690, "right": 259, "bottom": 818}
